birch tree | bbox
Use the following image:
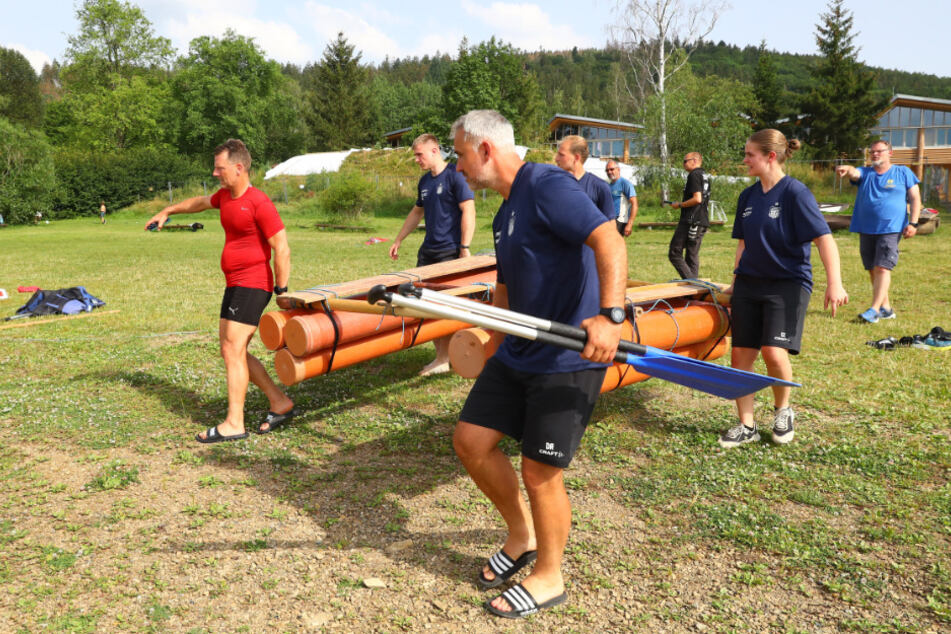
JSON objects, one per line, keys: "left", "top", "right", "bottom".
{"left": 612, "top": 0, "right": 727, "bottom": 196}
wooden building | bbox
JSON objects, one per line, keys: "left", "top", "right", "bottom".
{"left": 548, "top": 114, "right": 646, "bottom": 161}
{"left": 870, "top": 94, "right": 951, "bottom": 203}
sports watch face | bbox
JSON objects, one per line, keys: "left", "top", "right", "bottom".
{"left": 601, "top": 306, "right": 625, "bottom": 324}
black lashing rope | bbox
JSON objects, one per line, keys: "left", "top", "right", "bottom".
{"left": 319, "top": 300, "right": 342, "bottom": 374}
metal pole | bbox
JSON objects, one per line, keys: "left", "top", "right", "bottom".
{"left": 168, "top": 181, "right": 173, "bottom": 203}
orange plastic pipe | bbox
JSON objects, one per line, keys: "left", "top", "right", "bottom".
{"left": 447, "top": 303, "right": 730, "bottom": 380}
{"left": 284, "top": 311, "right": 421, "bottom": 357}
{"left": 259, "top": 309, "right": 312, "bottom": 350}
{"left": 275, "top": 317, "right": 471, "bottom": 385}
{"left": 599, "top": 337, "right": 727, "bottom": 393}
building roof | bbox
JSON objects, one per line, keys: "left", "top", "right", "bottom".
{"left": 548, "top": 113, "right": 644, "bottom": 132}
{"left": 880, "top": 94, "right": 951, "bottom": 114}
{"left": 383, "top": 127, "right": 413, "bottom": 141}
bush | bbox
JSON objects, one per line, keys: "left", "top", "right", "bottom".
{"left": 0, "top": 117, "right": 57, "bottom": 224}
{"left": 317, "top": 171, "right": 377, "bottom": 219}
{"left": 52, "top": 147, "right": 204, "bottom": 217}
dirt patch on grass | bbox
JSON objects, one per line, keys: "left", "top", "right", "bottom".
{"left": 1, "top": 431, "right": 946, "bottom": 633}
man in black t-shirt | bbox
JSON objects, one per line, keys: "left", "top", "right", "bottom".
{"left": 667, "top": 152, "right": 711, "bottom": 279}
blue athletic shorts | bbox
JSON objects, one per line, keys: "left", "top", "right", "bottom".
{"left": 859, "top": 233, "right": 901, "bottom": 271}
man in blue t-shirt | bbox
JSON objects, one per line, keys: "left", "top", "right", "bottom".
{"left": 390, "top": 133, "right": 476, "bottom": 374}
{"left": 554, "top": 135, "right": 616, "bottom": 221}
{"left": 450, "top": 111, "right": 626, "bottom": 620}
{"left": 606, "top": 159, "right": 638, "bottom": 236}
{"left": 836, "top": 139, "right": 922, "bottom": 323}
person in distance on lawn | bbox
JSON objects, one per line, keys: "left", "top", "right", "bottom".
{"left": 389, "top": 133, "right": 476, "bottom": 376}
{"left": 721, "top": 129, "right": 848, "bottom": 449}
{"left": 667, "top": 152, "right": 711, "bottom": 279}
{"left": 145, "top": 139, "right": 295, "bottom": 443}
{"left": 605, "top": 159, "right": 638, "bottom": 237}
{"left": 835, "top": 139, "right": 921, "bottom": 323}
{"left": 451, "top": 109, "right": 626, "bottom": 619}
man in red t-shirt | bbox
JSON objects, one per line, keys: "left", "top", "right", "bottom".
{"left": 147, "top": 139, "right": 295, "bottom": 443}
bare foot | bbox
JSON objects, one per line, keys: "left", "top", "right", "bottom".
{"left": 196, "top": 420, "right": 245, "bottom": 440}
{"left": 418, "top": 359, "right": 450, "bottom": 376}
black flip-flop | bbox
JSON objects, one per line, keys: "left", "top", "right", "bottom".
{"left": 196, "top": 426, "right": 248, "bottom": 444}
{"left": 484, "top": 583, "right": 567, "bottom": 619}
{"left": 478, "top": 549, "right": 537, "bottom": 589}
{"left": 256, "top": 408, "right": 296, "bottom": 434}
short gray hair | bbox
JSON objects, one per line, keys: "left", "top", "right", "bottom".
{"left": 450, "top": 110, "right": 515, "bottom": 150}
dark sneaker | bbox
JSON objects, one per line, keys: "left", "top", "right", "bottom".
{"left": 771, "top": 407, "right": 795, "bottom": 444}
{"left": 879, "top": 307, "right": 896, "bottom": 320}
{"left": 718, "top": 423, "right": 759, "bottom": 448}
{"left": 859, "top": 308, "right": 879, "bottom": 323}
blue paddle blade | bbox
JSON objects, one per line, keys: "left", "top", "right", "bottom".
{"left": 624, "top": 349, "right": 800, "bottom": 399}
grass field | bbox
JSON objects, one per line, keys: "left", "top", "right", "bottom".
{"left": 0, "top": 193, "right": 949, "bottom": 633}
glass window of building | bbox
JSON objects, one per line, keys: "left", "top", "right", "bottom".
{"left": 905, "top": 129, "right": 918, "bottom": 147}
{"left": 924, "top": 110, "right": 934, "bottom": 126}
{"left": 925, "top": 128, "right": 936, "bottom": 146}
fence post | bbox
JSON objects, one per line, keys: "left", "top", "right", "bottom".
{"left": 202, "top": 181, "right": 207, "bottom": 196}
{"left": 283, "top": 182, "right": 288, "bottom": 204}
{"left": 168, "top": 181, "right": 173, "bottom": 203}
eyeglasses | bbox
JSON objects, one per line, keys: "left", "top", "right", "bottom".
{"left": 869, "top": 148, "right": 889, "bottom": 154}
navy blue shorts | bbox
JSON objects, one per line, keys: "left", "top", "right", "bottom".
{"left": 859, "top": 233, "right": 901, "bottom": 271}
{"left": 730, "top": 276, "right": 811, "bottom": 355}
{"left": 417, "top": 247, "right": 459, "bottom": 267}
{"left": 220, "top": 286, "right": 272, "bottom": 326}
{"left": 459, "top": 357, "right": 606, "bottom": 468}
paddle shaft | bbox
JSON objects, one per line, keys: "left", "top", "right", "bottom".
{"left": 379, "top": 290, "right": 635, "bottom": 364}
{"left": 400, "top": 284, "right": 649, "bottom": 357}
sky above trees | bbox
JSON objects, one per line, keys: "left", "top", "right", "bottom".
{"left": 2, "top": 0, "right": 947, "bottom": 78}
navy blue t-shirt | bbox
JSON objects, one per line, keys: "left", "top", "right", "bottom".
{"left": 732, "top": 176, "right": 830, "bottom": 291}
{"left": 578, "top": 172, "right": 616, "bottom": 220}
{"left": 415, "top": 163, "right": 475, "bottom": 252}
{"left": 493, "top": 163, "right": 610, "bottom": 373}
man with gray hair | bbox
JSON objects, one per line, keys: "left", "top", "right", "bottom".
{"left": 606, "top": 159, "right": 637, "bottom": 236}
{"left": 450, "top": 110, "right": 627, "bottom": 619}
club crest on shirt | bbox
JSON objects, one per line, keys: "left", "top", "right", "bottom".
{"left": 742, "top": 207, "right": 753, "bottom": 218}
{"left": 436, "top": 183, "right": 444, "bottom": 195}
{"left": 768, "top": 203, "right": 781, "bottom": 219}
{"left": 420, "top": 188, "right": 429, "bottom": 201}
{"left": 884, "top": 179, "right": 895, "bottom": 189}
{"left": 507, "top": 209, "right": 516, "bottom": 236}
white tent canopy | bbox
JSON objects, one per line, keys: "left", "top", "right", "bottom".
{"left": 264, "top": 150, "right": 364, "bottom": 179}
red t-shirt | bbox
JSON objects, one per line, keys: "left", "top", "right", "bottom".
{"left": 210, "top": 186, "right": 285, "bottom": 291}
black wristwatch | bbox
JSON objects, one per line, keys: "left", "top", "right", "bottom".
{"left": 599, "top": 306, "right": 626, "bottom": 324}
{"left": 909, "top": 221, "right": 919, "bottom": 228}
{"left": 274, "top": 285, "right": 288, "bottom": 295}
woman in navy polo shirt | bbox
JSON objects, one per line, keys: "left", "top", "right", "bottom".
{"left": 720, "top": 129, "right": 848, "bottom": 449}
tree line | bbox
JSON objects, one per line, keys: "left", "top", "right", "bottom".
{"left": 2, "top": 0, "right": 947, "bottom": 224}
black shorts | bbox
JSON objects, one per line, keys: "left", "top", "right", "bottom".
{"left": 859, "top": 233, "right": 901, "bottom": 271}
{"left": 730, "top": 275, "right": 811, "bottom": 355}
{"left": 417, "top": 247, "right": 459, "bottom": 267}
{"left": 220, "top": 286, "right": 272, "bottom": 326}
{"left": 459, "top": 357, "right": 606, "bottom": 468}
{"left": 616, "top": 220, "right": 628, "bottom": 235}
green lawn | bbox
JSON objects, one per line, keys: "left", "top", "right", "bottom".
{"left": 0, "top": 201, "right": 949, "bottom": 633}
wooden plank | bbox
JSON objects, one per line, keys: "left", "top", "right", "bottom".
{"left": 624, "top": 280, "right": 729, "bottom": 304}
{"left": 277, "top": 255, "right": 496, "bottom": 309}
{"left": 0, "top": 309, "right": 120, "bottom": 331}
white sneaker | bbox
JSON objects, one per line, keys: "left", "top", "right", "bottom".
{"left": 771, "top": 407, "right": 795, "bottom": 444}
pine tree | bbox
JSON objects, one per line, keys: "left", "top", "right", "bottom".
{"left": 303, "top": 33, "right": 375, "bottom": 151}
{"left": 801, "top": 0, "right": 881, "bottom": 158}
{"left": 751, "top": 42, "right": 783, "bottom": 129}
{"left": 0, "top": 47, "right": 45, "bottom": 128}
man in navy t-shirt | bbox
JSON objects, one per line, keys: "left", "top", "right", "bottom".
{"left": 835, "top": 139, "right": 922, "bottom": 323}
{"left": 451, "top": 110, "right": 626, "bottom": 619}
{"left": 390, "top": 133, "right": 476, "bottom": 374}
{"left": 554, "top": 135, "right": 616, "bottom": 221}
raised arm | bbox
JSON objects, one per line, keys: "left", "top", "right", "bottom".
{"left": 145, "top": 195, "right": 213, "bottom": 230}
